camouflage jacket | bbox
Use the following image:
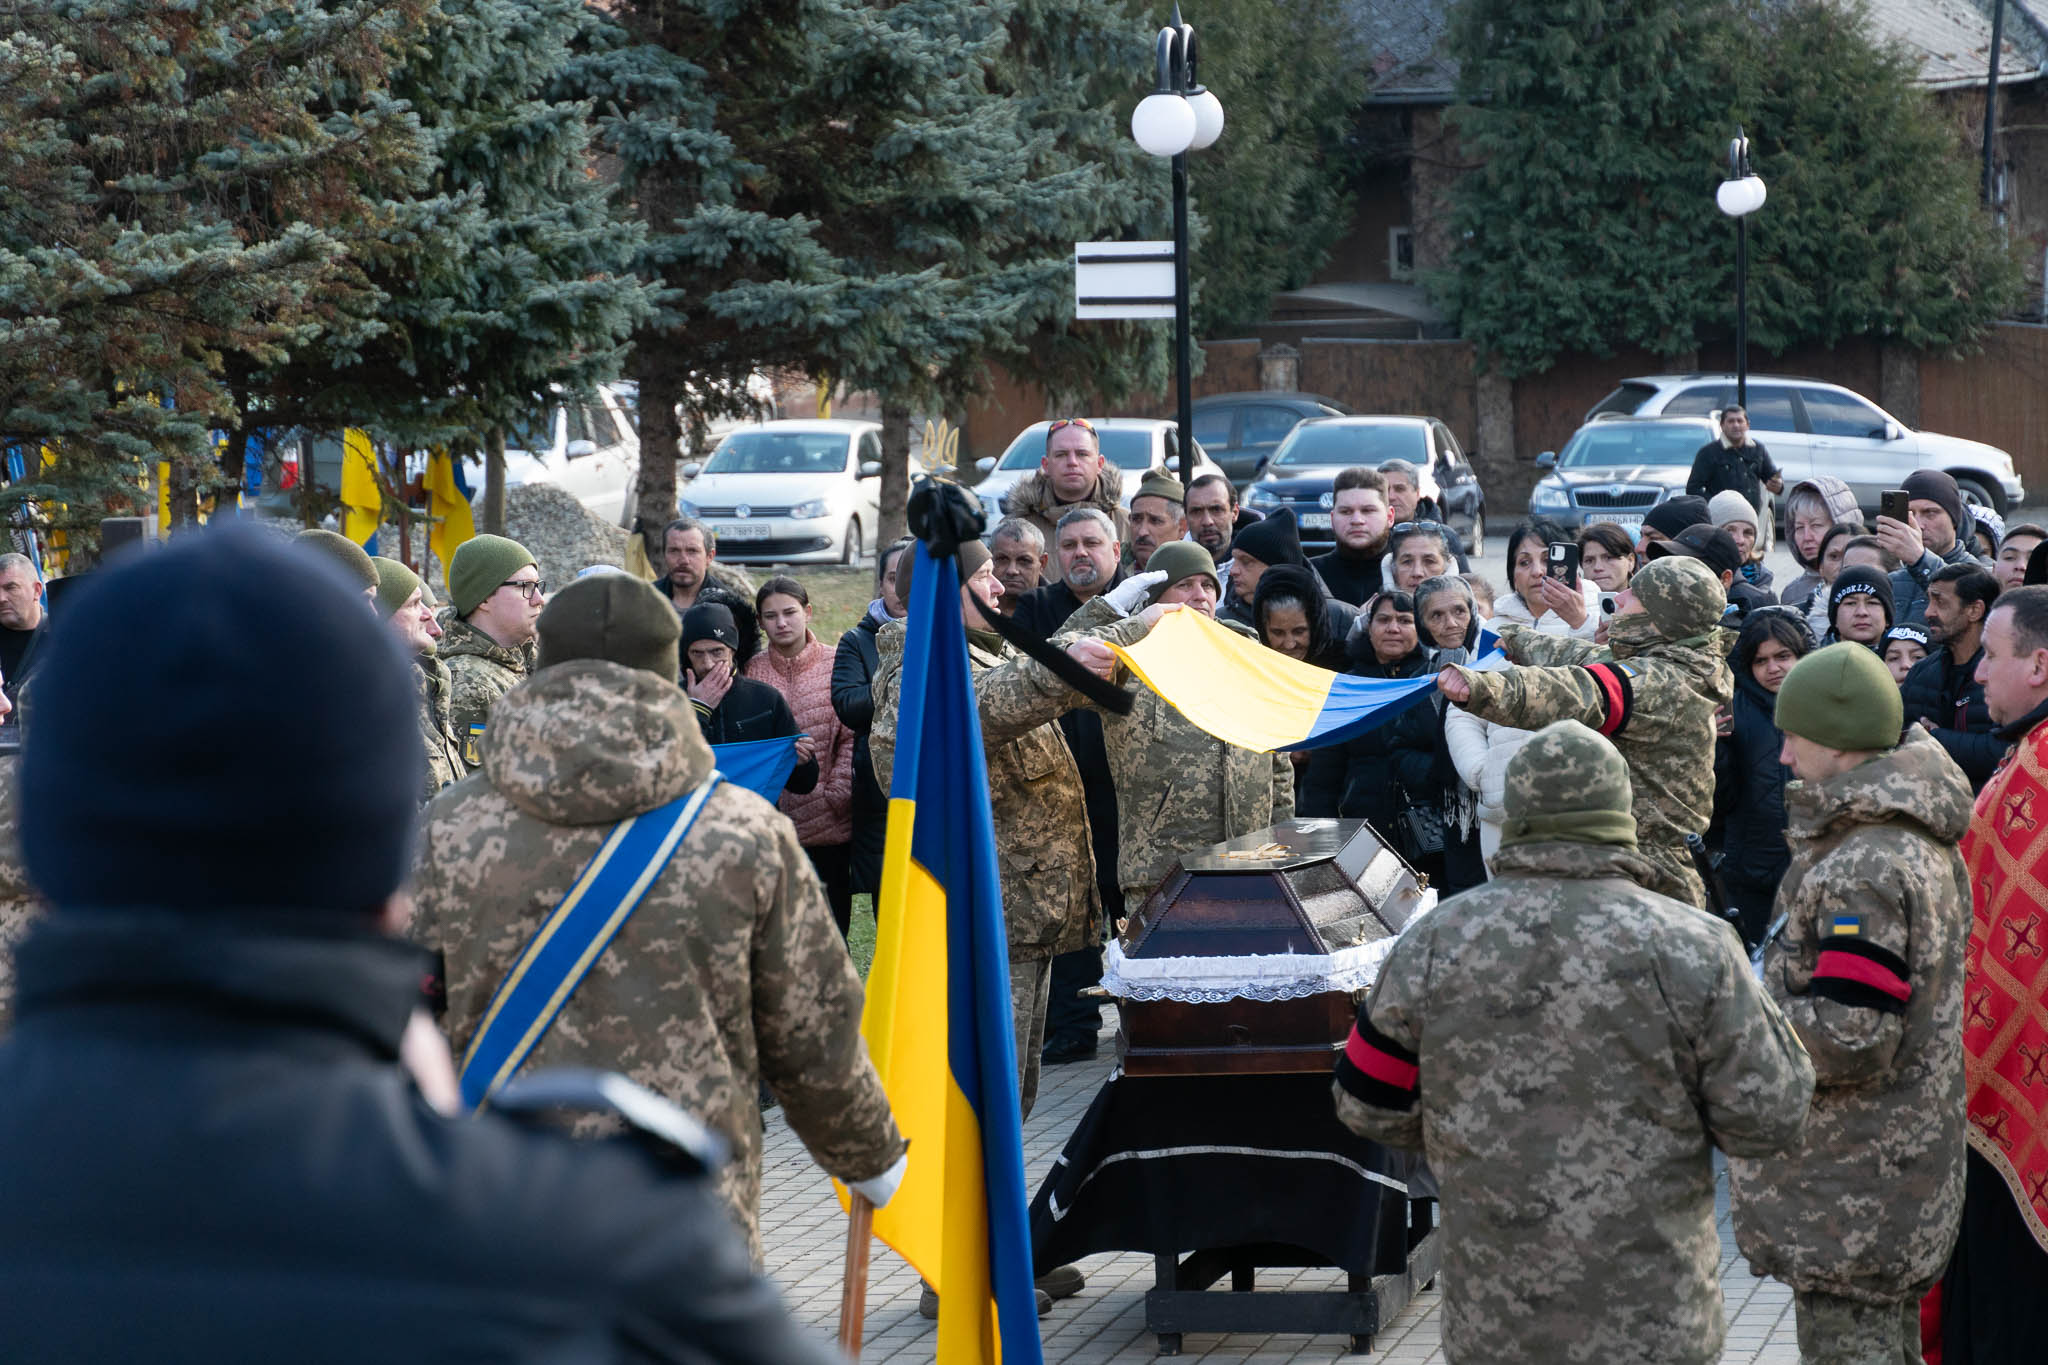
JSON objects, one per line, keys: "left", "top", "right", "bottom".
{"left": 0, "top": 754, "right": 39, "bottom": 1031}
{"left": 1729, "top": 728, "right": 1973, "bottom": 1302}
{"left": 1334, "top": 839, "right": 1813, "bottom": 1365}
{"left": 1006, "top": 466, "right": 1130, "bottom": 551}
{"left": 977, "top": 597, "right": 1294, "bottom": 903}
{"left": 870, "top": 624, "right": 1099, "bottom": 959}
{"left": 434, "top": 611, "right": 535, "bottom": 771}
{"left": 415, "top": 653, "right": 467, "bottom": 802}
{"left": 1450, "top": 618, "right": 1733, "bottom": 906}
{"left": 411, "top": 659, "right": 904, "bottom": 1259}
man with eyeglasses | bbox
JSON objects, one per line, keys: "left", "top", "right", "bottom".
{"left": 441, "top": 534, "right": 544, "bottom": 772}
{"left": 1008, "top": 418, "right": 1130, "bottom": 551}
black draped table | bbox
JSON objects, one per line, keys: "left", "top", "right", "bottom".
{"left": 1028, "top": 1071, "right": 1440, "bottom": 1355}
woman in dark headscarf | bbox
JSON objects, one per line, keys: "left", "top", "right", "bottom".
{"left": 1253, "top": 563, "right": 1351, "bottom": 672}
{"left": 1413, "top": 575, "right": 1485, "bottom": 891}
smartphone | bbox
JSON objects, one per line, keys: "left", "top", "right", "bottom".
{"left": 1601, "top": 595, "right": 1618, "bottom": 616}
{"left": 1547, "top": 541, "right": 1580, "bottom": 591}
{"left": 1880, "top": 489, "right": 1911, "bottom": 525}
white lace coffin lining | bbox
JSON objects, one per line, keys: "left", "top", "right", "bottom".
{"left": 1101, "top": 889, "right": 1438, "bottom": 1003}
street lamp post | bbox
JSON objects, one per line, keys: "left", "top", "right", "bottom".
{"left": 1715, "top": 128, "right": 1767, "bottom": 410}
{"left": 1131, "top": 7, "right": 1224, "bottom": 488}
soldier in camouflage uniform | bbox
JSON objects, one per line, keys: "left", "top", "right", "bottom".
{"left": 439, "top": 535, "right": 543, "bottom": 771}
{"left": 373, "top": 558, "right": 466, "bottom": 800}
{"left": 1727, "top": 644, "right": 1973, "bottom": 1364}
{"left": 1334, "top": 721, "right": 1815, "bottom": 1365}
{"left": 869, "top": 541, "right": 1099, "bottom": 1120}
{"left": 974, "top": 542, "right": 1294, "bottom": 909}
{"left": 1440, "top": 553, "right": 1733, "bottom": 907}
{"left": 413, "top": 575, "right": 907, "bottom": 1260}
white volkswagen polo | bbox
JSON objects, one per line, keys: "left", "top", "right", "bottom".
{"left": 678, "top": 419, "right": 886, "bottom": 565}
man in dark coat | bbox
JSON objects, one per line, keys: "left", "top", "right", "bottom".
{"left": 1899, "top": 563, "right": 2002, "bottom": 789}
{"left": 0, "top": 528, "right": 830, "bottom": 1365}
{"left": 683, "top": 602, "right": 819, "bottom": 795}
{"left": 1684, "top": 405, "right": 1782, "bottom": 514}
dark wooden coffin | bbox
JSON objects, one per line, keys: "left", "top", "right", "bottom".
{"left": 1112, "top": 819, "right": 1429, "bottom": 1077}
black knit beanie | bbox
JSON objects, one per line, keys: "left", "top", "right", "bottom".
{"left": 1230, "top": 507, "right": 1305, "bottom": 567}
{"left": 681, "top": 602, "right": 740, "bottom": 652}
{"left": 22, "top": 527, "right": 419, "bottom": 915}
{"left": 1644, "top": 496, "right": 1712, "bottom": 541}
{"left": 1901, "top": 470, "right": 1966, "bottom": 541}
{"left": 1829, "top": 566, "right": 1895, "bottom": 630}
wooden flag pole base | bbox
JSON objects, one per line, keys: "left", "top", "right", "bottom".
{"left": 837, "top": 1192, "right": 875, "bottom": 1360}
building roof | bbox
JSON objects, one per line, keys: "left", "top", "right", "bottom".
{"left": 1867, "top": 0, "right": 2048, "bottom": 89}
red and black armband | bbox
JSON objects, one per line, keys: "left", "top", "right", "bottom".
{"left": 1582, "top": 662, "right": 1636, "bottom": 738}
{"left": 1811, "top": 939, "right": 1912, "bottom": 1015}
{"left": 1336, "top": 1010, "right": 1420, "bottom": 1111}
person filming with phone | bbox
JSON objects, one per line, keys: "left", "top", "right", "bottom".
{"left": 1491, "top": 521, "right": 1601, "bottom": 641}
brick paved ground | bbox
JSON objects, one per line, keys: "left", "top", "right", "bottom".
{"left": 758, "top": 1010, "right": 1805, "bottom": 1363}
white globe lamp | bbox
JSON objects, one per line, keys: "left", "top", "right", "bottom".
{"left": 1132, "top": 93, "right": 1197, "bottom": 159}
{"left": 1187, "top": 88, "right": 1226, "bottom": 150}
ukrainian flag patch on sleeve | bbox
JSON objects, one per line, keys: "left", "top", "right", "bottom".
{"left": 464, "top": 723, "right": 486, "bottom": 767}
{"left": 1830, "top": 915, "right": 1862, "bottom": 936}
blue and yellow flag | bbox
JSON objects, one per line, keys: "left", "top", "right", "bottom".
{"left": 854, "top": 542, "right": 1042, "bottom": 1365}
{"left": 425, "top": 446, "right": 475, "bottom": 568}
{"left": 709, "top": 736, "right": 800, "bottom": 804}
{"left": 340, "top": 429, "right": 383, "bottom": 552}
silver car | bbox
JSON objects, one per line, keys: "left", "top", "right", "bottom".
{"left": 1528, "top": 416, "right": 1768, "bottom": 548}
{"left": 1589, "top": 372, "right": 2023, "bottom": 514}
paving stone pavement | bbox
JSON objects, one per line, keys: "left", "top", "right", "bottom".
{"left": 758, "top": 1010, "right": 1805, "bottom": 1363}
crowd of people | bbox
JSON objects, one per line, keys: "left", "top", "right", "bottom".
{"left": 1, "top": 410, "right": 2046, "bottom": 1361}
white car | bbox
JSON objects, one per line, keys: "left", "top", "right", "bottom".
{"left": 971, "top": 418, "right": 1225, "bottom": 526}
{"left": 500, "top": 382, "right": 642, "bottom": 525}
{"left": 678, "top": 419, "right": 885, "bottom": 565}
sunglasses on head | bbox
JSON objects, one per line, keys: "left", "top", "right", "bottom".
{"left": 1391, "top": 520, "right": 1449, "bottom": 535}
{"left": 1046, "top": 417, "right": 1097, "bottom": 437}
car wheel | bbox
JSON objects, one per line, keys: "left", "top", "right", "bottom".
{"left": 841, "top": 517, "right": 862, "bottom": 566}
{"left": 1950, "top": 474, "right": 2007, "bottom": 517}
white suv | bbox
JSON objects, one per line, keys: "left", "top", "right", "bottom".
{"left": 500, "top": 382, "right": 642, "bottom": 525}
{"left": 1589, "top": 374, "right": 2023, "bottom": 515}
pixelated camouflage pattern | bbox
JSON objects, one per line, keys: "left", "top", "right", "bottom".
{"left": 434, "top": 609, "right": 536, "bottom": 771}
{"left": 1452, "top": 612, "right": 1733, "bottom": 907}
{"left": 0, "top": 755, "right": 39, "bottom": 1031}
{"left": 1729, "top": 728, "right": 1973, "bottom": 1303}
{"left": 414, "top": 653, "right": 467, "bottom": 801}
{"left": 1005, "top": 465, "right": 1130, "bottom": 549}
{"left": 1793, "top": 1291, "right": 1920, "bottom": 1363}
{"left": 1631, "top": 554, "right": 1732, "bottom": 641}
{"left": 870, "top": 623, "right": 1099, "bottom": 961}
{"left": 1500, "top": 720, "right": 1633, "bottom": 830}
{"left": 411, "top": 658, "right": 904, "bottom": 1259}
{"left": 1335, "top": 838, "right": 1813, "bottom": 1365}
{"left": 974, "top": 596, "right": 1294, "bottom": 907}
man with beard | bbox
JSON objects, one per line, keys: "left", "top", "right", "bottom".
{"left": 1899, "top": 563, "right": 2001, "bottom": 788}
{"left": 1877, "top": 470, "right": 1988, "bottom": 625}
{"left": 371, "top": 558, "right": 465, "bottom": 800}
{"left": 986, "top": 517, "right": 1046, "bottom": 612}
{"left": 654, "top": 517, "right": 755, "bottom": 616}
{"left": 1309, "top": 468, "right": 1391, "bottom": 606}
{"left": 1185, "top": 474, "right": 1254, "bottom": 603}
{"left": 1007, "top": 418, "right": 1129, "bottom": 548}
{"left": 1013, "top": 509, "right": 1121, "bottom": 641}
{"left": 1125, "top": 472, "right": 1185, "bottom": 573}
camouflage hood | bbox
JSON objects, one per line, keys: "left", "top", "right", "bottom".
{"left": 1784, "top": 726, "right": 1972, "bottom": 847}
{"left": 1488, "top": 838, "right": 1669, "bottom": 886}
{"left": 434, "top": 610, "right": 533, "bottom": 674}
{"left": 1005, "top": 464, "right": 1122, "bottom": 526}
{"left": 480, "top": 659, "right": 712, "bottom": 826}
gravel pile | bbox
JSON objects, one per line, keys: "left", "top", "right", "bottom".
{"left": 499, "top": 484, "right": 631, "bottom": 589}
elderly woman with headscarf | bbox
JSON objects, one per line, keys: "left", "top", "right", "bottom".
{"left": 1412, "top": 575, "right": 1486, "bottom": 891}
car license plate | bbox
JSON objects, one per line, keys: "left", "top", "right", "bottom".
{"left": 720, "top": 522, "right": 772, "bottom": 541}
{"left": 1298, "top": 512, "right": 1332, "bottom": 530}
{"left": 1586, "top": 513, "right": 1643, "bottom": 532}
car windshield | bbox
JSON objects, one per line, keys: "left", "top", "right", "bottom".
{"left": 504, "top": 410, "right": 558, "bottom": 455}
{"left": 1586, "top": 382, "right": 1658, "bottom": 419}
{"left": 1560, "top": 423, "right": 1708, "bottom": 469}
{"left": 998, "top": 427, "right": 1157, "bottom": 471}
{"left": 704, "top": 431, "right": 850, "bottom": 474}
{"left": 1270, "top": 423, "right": 1426, "bottom": 469}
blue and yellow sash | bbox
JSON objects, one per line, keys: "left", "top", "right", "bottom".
{"left": 458, "top": 777, "right": 721, "bottom": 1111}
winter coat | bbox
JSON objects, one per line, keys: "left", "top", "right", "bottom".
{"left": 1778, "top": 475, "right": 1863, "bottom": 606}
{"left": 691, "top": 676, "right": 819, "bottom": 796}
{"left": 746, "top": 635, "right": 854, "bottom": 846}
{"left": 1005, "top": 465, "right": 1129, "bottom": 550}
{"left": 1442, "top": 609, "right": 1585, "bottom": 867}
{"left": 1686, "top": 437, "right": 1780, "bottom": 513}
{"left": 436, "top": 610, "right": 536, "bottom": 772}
{"left": 1336, "top": 837, "right": 1814, "bottom": 1365}
{"left": 978, "top": 596, "right": 1295, "bottom": 905}
{"left": 0, "top": 910, "right": 840, "bottom": 1365}
{"left": 1308, "top": 545, "right": 1384, "bottom": 608}
{"left": 831, "top": 604, "right": 889, "bottom": 891}
{"left": 1888, "top": 523, "right": 1987, "bottom": 626}
{"left": 870, "top": 625, "right": 1099, "bottom": 961}
{"left": 412, "top": 660, "right": 904, "bottom": 1258}
{"left": 1729, "top": 729, "right": 1973, "bottom": 1302}
{"left": 1490, "top": 582, "right": 1601, "bottom": 641}
{"left": 1900, "top": 644, "right": 2003, "bottom": 789}
{"left": 1712, "top": 672, "right": 1793, "bottom": 897}
{"left": 415, "top": 653, "right": 468, "bottom": 802}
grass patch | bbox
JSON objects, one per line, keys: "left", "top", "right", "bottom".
{"left": 789, "top": 565, "right": 879, "bottom": 646}
{"left": 847, "top": 893, "right": 876, "bottom": 979}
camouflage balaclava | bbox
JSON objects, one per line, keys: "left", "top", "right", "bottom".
{"left": 1615, "top": 555, "right": 1725, "bottom": 654}
{"left": 1500, "top": 720, "right": 1638, "bottom": 850}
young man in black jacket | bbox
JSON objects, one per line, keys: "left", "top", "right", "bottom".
{"left": 0, "top": 528, "right": 831, "bottom": 1365}
{"left": 683, "top": 602, "right": 819, "bottom": 795}
{"left": 1900, "top": 562, "right": 2003, "bottom": 788}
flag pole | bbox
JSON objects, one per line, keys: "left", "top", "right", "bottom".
{"left": 836, "top": 1191, "right": 875, "bottom": 1359}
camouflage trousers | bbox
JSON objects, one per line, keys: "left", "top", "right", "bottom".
{"left": 1793, "top": 1291, "right": 1922, "bottom": 1365}
{"left": 1642, "top": 841, "right": 1708, "bottom": 910}
{"left": 1011, "top": 953, "right": 1052, "bottom": 1120}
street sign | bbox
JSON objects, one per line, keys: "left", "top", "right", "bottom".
{"left": 1074, "top": 241, "right": 1175, "bottom": 320}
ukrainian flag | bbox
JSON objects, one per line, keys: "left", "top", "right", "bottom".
{"left": 340, "top": 429, "right": 383, "bottom": 552}
{"left": 1107, "top": 607, "right": 1498, "bottom": 752}
{"left": 855, "top": 542, "right": 1042, "bottom": 1365}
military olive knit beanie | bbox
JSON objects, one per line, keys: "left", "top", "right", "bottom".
{"left": 1774, "top": 642, "right": 1903, "bottom": 753}
{"left": 449, "top": 534, "right": 536, "bottom": 617}
{"left": 371, "top": 557, "right": 421, "bottom": 619}
{"left": 897, "top": 539, "right": 990, "bottom": 607}
{"left": 1630, "top": 555, "right": 1726, "bottom": 641}
{"left": 1133, "top": 470, "right": 1186, "bottom": 506}
{"left": 294, "top": 528, "right": 378, "bottom": 594}
{"left": 1142, "top": 541, "right": 1221, "bottom": 605}
{"left": 1499, "top": 720, "right": 1638, "bottom": 850}
{"left": 537, "top": 573, "right": 681, "bottom": 681}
